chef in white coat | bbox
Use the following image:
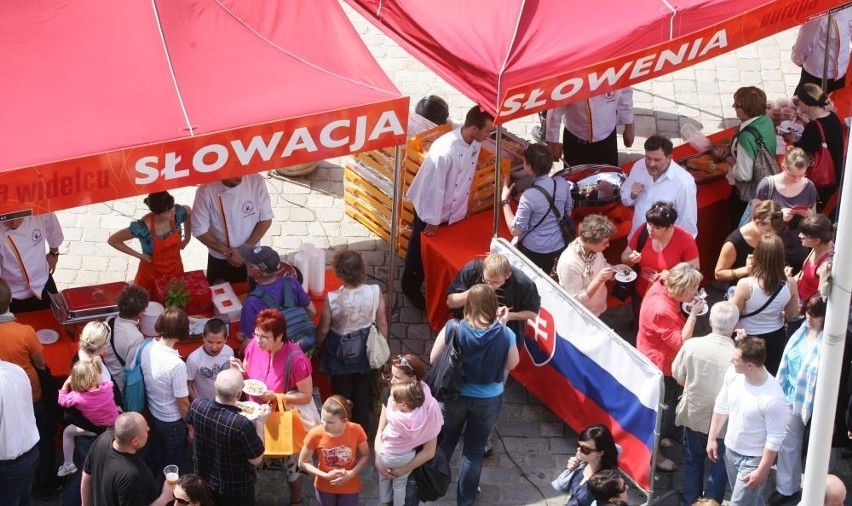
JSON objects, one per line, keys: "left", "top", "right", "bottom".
{"left": 191, "top": 174, "right": 274, "bottom": 284}
{"left": 0, "top": 213, "right": 64, "bottom": 313}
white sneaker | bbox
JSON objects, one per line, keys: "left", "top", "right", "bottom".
{"left": 57, "top": 462, "right": 77, "bottom": 477}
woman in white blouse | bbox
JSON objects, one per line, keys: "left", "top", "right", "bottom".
{"left": 556, "top": 215, "right": 616, "bottom": 316}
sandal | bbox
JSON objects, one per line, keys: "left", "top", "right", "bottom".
{"left": 656, "top": 456, "right": 678, "bottom": 472}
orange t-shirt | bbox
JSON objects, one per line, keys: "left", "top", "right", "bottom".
{"left": 0, "top": 321, "right": 43, "bottom": 401}
{"left": 303, "top": 422, "right": 367, "bottom": 495}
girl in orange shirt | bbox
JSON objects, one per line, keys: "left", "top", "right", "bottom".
{"left": 299, "top": 395, "right": 369, "bottom": 506}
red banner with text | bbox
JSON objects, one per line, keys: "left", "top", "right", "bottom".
{"left": 0, "top": 97, "right": 409, "bottom": 216}
{"left": 497, "top": 0, "right": 847, "bottom": 122}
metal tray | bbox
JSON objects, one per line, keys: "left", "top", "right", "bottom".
{"left": 554, "top": 164, "right": 626, "bottom": 207}
{"left": 678, "top": 151, "right": 727, "bottom": 184}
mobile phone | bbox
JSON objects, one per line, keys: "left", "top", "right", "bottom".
{"left": 792, "top": 205, "right": 809, "bottom": 211}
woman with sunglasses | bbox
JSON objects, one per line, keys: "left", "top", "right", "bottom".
{"left": 172, "top": 474, "right": 214, "bottom": 506}
{"left": 374, "top": 355, "right": 442, "bottom": 506}
{"left": 557, "top": 424, "right": 619, "bottom": 506}
{"left": 725, "top": 86, "right": 776, "bottom": 225}
{"left": 230, "top": 308, "right": 313, "bottom": 504}
{"left": 714, "top": 199, "right": 783, "bottom": 289}
{"left": 430, "top": 284, "right": 519, "bottom": 506}
{"left": 107, "top": 191, "right": 192, "bottom": 295}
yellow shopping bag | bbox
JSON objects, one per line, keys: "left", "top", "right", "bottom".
{"left": 263, "top": 394, "right": 308, "bottom": 456}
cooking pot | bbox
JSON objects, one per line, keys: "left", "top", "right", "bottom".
{"left": 553, "top": 164, "right": 626, "bottom": 207}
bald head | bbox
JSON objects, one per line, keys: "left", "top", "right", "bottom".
{"left": 114, "top": 412, "right": 146, "bottom": 444}
{"left": 215, "top": 368, "right": 245, "bottom": 403}
{"left": 825, "top": 474, "right": 846, "bottom": 505}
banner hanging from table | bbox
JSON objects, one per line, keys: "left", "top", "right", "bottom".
{"left": 491, "top": 238, "right": 663, "bottom": 491}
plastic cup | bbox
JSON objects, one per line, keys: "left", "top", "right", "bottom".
{"left": 163, "top": 465, "right": 179, "bottom": 485}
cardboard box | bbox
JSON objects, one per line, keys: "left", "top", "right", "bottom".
{"left": 210, "top": 283, "right": 242, "bottom": 322}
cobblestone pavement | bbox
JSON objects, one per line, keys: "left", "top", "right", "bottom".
{"left": 35, "top": 9, "right": 852, "bottom": 506}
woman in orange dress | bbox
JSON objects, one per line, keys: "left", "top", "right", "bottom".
{"left": 108, "top": 191, "right": 191, "bottom": 295}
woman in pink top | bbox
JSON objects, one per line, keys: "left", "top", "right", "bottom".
{"left": 230, "top": 308, "right": 312, "bottom": 502}
{"left": 56, "top": 358, "right": 119, "bottom": 477}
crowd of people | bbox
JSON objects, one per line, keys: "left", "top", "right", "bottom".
{"left": 3, "top": 10, "right": 852, "bottom": 506}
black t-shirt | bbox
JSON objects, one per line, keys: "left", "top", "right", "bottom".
{"left": 83, "top": 431, "right": 158, "bottom": 506}
{"left": 447, "top": 259, "right": 541, "bottom": 339}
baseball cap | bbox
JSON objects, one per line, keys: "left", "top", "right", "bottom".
{"left": 240, "top": 245, "right": 280, "bottom": 275}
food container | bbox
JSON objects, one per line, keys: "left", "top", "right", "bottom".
{"left": 210, "top": 283, "right": 242, "bottom": 322}
{"left": 554, "top": 164, "right": 626, "bottom": 207}
{"left": 50, "top": 281, "right": 128, "bottom": 324}
{"left": 153, "top": 270, "right": 212, "bottom": 315}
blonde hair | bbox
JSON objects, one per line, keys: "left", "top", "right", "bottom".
{"left": 69, "top": 359, "right": 102, "bottom": 392}
{"left": 665, "top": 263, "right": 702, "bottom": 299}
{"left": 79, "top": 320, "right": 111, "bottom": 354}
{"left": 692, "top": 499, "right": 721, "bottom": 506}
{"left": 784, "top": 146, "right": 810, "bottom": 172}
{"left": 482, "top": 254, "right": 511, "bottom": 278}
{"left": 391, "top": 381, "right": 426, "bottom": 410}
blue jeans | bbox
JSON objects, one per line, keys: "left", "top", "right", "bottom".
{"left": 144, "top": 417, "right": 187, "bottom": 484}
{"left": 724, "top": 448, "right": 765, "bottom": 506}
{"left": 438, "top": 395, "right": 503, "bottom": 506}
{"left": 60, "top": 435, "right": 96, "bottom": 506}
{"left": 682, "top": 427, "right": 727, "bottom": 505}
{"left": 0, "top": 445, "right": 39, "bottom": 506}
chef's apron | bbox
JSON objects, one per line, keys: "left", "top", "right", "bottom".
{"left": 134, "top": 215, "right": 184, "bottom": 295}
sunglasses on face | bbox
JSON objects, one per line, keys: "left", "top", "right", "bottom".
{"left": 578, "top": 443, "right": 602, "bottom": 455}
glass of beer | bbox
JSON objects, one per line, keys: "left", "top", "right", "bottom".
{"left": 163, "top": 465, "right": 179, "bottom": 485}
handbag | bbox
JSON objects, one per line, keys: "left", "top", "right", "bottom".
{"left": 423, "top": 319, "right": 463, "bottom": 402}
{"left": 808, "top": 120, "right": 837, "bottom": 190}
{"left": 365, "top": 285, "right": 390, "bottom": 369}
{"left": 263, "top": 394, "right": 308, "bottom": 456}
{"left": 282, "top": 349, "right": 321, "bottom": 430}
{"left": 412, "top": 449, "right": 452, "bottom": 502}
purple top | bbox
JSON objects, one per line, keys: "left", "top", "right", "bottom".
{"left": 239, "top": 276, "right": 311, "bottom": 338}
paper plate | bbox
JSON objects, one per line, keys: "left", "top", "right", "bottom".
{"left": 614, "top": 268, "right": 637, "bottom": 283}
{"left": 682, "top": 302, "right": 709, "bottom": 316}
{"left": 36, "top": 328, "right": 59, "bottom": 344}
{"left": 242, "top": 379, "right": 268, "bottom": 397}
{"left": 236, "top": 401, "right": 262, "bottom": 420}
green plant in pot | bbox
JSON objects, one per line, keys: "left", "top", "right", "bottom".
{"left": 164, "top": 279, "right": 190, "bottom": 310}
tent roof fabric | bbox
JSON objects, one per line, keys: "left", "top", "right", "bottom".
{"left": 0, "top": 0, "right": 402, "bottom": 171}
{"left": 347, "top": 0, "right": 847, "bottom": 122}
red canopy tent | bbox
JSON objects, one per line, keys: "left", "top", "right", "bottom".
{"left": 0, "top": 0, "right": 408, "bottom": 217}
{"left": 346, "top": 0, "right": 844, "bottom": 123}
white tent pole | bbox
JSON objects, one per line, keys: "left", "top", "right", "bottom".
{"left": 799, "top": 118, "right": 852, "bottom": 505}
{"left": 389, "top": 144, "right": 403, "bottom": 311}
{"left": 494, "top": 129, "right": 503, "bottom": 237}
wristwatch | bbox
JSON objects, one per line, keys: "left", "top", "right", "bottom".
{"left": 501, "top": 199, "right": 510, "bottom": 206}
{"left": 48, "top": 250, "right": 60, "bottom": 257}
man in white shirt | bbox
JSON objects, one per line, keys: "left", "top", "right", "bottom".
{"left": 620, "top": 135, "right": 697, "bottom": 241}
{"left": 707, "top": 336, "right": 788, "bottom": 506}
{"left": 191, "top": 174, "right": 274, "bottom": 285}
{"left": 0, "top": 214, "right": 64, "bottom": 313}
{"left": 186, "top": 318, "right": 233, "bottom": 401}
{"left": 545, "top": 89, "right": 635, "bottom": 167}
{"left": 792, "top": 6, "right": 852, "bottom": 96}
{"left": 401, "top": 106, "right": 496, "bottom": 309}
{"left": 672, "top": 301, "right": 738, "bottom": 506}
{"left": 0, "top": 360, "right": 41, "bottom": 505}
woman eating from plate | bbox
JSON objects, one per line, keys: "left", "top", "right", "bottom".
{"left": 230, "top": 308, "right": 313, "bottom": 504}
{"left": 556, "top": 214, "right": 616, "bottom": 317}
{"left": 107, "top": 191, "right": 191, "bottom": 295}
{"left": 714, "top": 199, "right": 783, "bottom": 288}
{"left": 635, "top": 262, "right": 704, "bottom": 472}
{"left": 621, "top": 201, "right": 699, "bottom": 323}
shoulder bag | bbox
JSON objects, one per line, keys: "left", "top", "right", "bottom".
{"left": 520, "top": 179, "right": 575, "bottom": 248}
{"left": 412, "top": 448, "right": 452, "bottom": 501}
{"left": 735, "top": 125, "right": 780, "bottom": 202}
{"left": 365, "top": 285, "right": 390, "bottom": 369}
{"left": 423, "top": 319, "right": 463, "bottom": 402}
{"left": 740, "top": 280, "right": 785, "bottom": 319}
{"left": 282, "top": 348, "right": 322, "bottom": 431}
{"left": 808, "top": 120, "right": 837, "bottom": 190}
